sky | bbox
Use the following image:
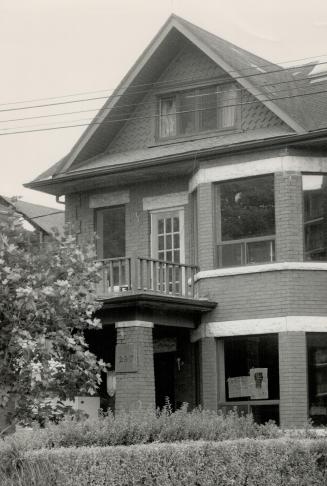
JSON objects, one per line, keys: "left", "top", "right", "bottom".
{"left": 1, "top": 0, "right": 327, "bottom": 210}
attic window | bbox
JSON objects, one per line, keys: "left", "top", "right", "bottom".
{"left": 159, "top": 84, "right": 238, "bottom": 139}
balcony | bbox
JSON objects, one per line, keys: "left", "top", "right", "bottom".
{"left": 95, "top": 256, "right": 198, "bottom": 299}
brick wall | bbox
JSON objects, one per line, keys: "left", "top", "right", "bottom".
{"left": 199, "top": 337, "right": 218, "bottom": 410}
{"left": 278, "top": 331, "right": 308, "bottom": 427}
{"left": 199, "top": 270, "right": 327, "bottom": 323}
{"left": 275, "top": 171, "right": 304, "bottom": 261}
{"left": 115, "top": 325, "right": 155, "bottom": 412}
{"left": 197, "top": 183, "right": 214, "bottom": 271}
{"left": 65, "top": 177, "right": 191, "bottom": 263}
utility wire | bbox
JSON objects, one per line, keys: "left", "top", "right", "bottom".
{"left": 1, "top": 59, "right": 327, "bottom": 115}
{"left": 0, "top": 51, "right": 326, "bottom": 108}
{"left": 1, "top": 85, "right": 327, "bottom": 137}
{"left": 0, "top": 70, "right": 325, "bottom": 126}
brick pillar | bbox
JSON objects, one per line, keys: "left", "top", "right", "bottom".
{"left": 199, "top": 338, "right": 218, "bottom": 410}
{"left": 275, "top": 172, "right": 304, "bottom": 261}
{"left": 279, "top": 331, "right": 308, "bottom": 428}
{"left": 115, "top": 321, "right": 155, "bottom": 412}
{"left": 197, "top": 183, "right": 214, "bottom": 270}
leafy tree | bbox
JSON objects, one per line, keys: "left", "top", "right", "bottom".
{"left": 0, "top": 210, "right": 107, "bottom": 430}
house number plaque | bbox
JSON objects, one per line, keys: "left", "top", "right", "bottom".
{"left": 115, "top": 344, "right": 138, "bottom": 373}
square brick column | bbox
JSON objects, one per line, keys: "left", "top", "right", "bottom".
{"left": 279, "top": 331, "right": 308, "bottom": 428}
{"left": 275, "top": 172, "right": 304, "bottom": 261}
{"left": 115, "top": 321, "right": 155, "bottom": 413}
{"left": 199, "top": 337, "right": 218, "bottom": 410}
{"left": 197, "top": 183, "right": 215, "bottom": 270}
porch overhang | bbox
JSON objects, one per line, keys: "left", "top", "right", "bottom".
{"left": 96, "top": 292, "right": 217, "bottom": 328}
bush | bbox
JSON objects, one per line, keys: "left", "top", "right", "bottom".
{"left": 1, "top": 405, "right": 282, "bottom": 452}
{"left": 2, "top": 439, "right": 327, "bottom": 486}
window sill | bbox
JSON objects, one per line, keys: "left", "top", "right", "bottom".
{"left": 149, "top": 128, "right": 242, "bottom": 148}
{"left": 195, "top": 261, "right": 327, "bottom": 280}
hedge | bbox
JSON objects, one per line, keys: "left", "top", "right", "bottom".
{"left": 0, "top": 407, "right": 282, "bottom": 452}
{"left": 2, "top": 439, "right": 327, "bottom": 486}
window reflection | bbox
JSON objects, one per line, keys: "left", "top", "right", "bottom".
{"left": 303, "top": 174, "right": 327, "bottom": 261}
{"left": 308, "top": 333, "right": 327, "bottom": 425}
{"left": 216, "top": 175, "right": 275, "bottom": 267}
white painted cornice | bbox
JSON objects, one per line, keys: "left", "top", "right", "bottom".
{"left": 195, "top": 261, "right": 327, "bottom": 281}
{"left": 189, "top": 155, "right": 327, "bottom": 192}
{"left": 191, "top": 316, "right": 327, "bottom": 342}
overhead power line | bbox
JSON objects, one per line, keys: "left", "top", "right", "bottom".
{"left": 0, "top": 58, "right": 327, "bottom": 115}
{"left": 0, "top": 51, "right": 326, "bottom": 108}
{"left": 0, "top": 70, "right": 325, "bottom": 127}
{"left": 1, "top": 85, "right": 326, "bottom": 137}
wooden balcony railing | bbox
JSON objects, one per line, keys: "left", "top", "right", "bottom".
{"left": 96, "top": 256, "right": 198, "bottom": 299}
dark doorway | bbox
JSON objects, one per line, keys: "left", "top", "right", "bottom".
{"left": 154, "top": 352, "right": 175, "bottom": 409}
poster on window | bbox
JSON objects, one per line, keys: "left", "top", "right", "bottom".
{"left": 249, "top": 368, "right": 268, "bottom": 399}
{"left": 227, "top": 376, "right": 251, "bottom": 398}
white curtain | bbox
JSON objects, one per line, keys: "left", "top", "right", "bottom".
{"left": 160, "top": 97, "right": 176, "bottom": 137}
{"left": 220, "top": 85, "right": 238, "bottom": 129}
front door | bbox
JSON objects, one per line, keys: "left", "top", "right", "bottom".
{"left": 154, "top": 352, "right": 176, "bottom": 409}
{"left": 151, "top": 208, "right": 185, "bottom": 293}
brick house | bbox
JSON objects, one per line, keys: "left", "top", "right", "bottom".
{"left": 26, "top": 15, "right": 327, "bottom": 427}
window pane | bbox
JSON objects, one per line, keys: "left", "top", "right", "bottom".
{"left": 219, "top": 242, "right": 243, "bottom": 267}
{"left": 173, "top": 217, "right": 179, "bottom": 232}
{"left": 199, "top": 86, "right": 217, "bottom": 131}
{"left": 308, "top": 333, "right": 327, "bottom": 425}
{"left": 224, "top": 334, "right": 279, "bottom": 403}
{"left": 219, "top": 84, "right": 238, "bottom": 129}
{"left": 173, "top": 234, "right": 180, "bottom": 249}
{"left": 159, "top": 97, "right": 176, "bottom": 138}
{"left": 219, "top": 175, "right": 275, "bottom": 241}
{"left": 98, "top": 206, "right": 125, "bottom": 259}
{"left": 303, "top": 174, "right": 327, "bottom": 261}
{"left": 158, "top": 235, "right": 164, "bottom": 251}
{"left": 158, "top": 219, "right": 164, "bottom": 234}
{"left": 247, "top": 240, "right": 275, "bottom": 264}
{"left": 166, "top": 235, "right": 172, "bottom": 250}
{"left": 165, "top": 218, "right": 172, "bottom": 233}
{"left": 179, "top": 91, "right": 196, "bottom": 135}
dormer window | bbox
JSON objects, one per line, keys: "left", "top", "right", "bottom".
{"left": 158, "top": 83, "right": 238, "bottom": 139}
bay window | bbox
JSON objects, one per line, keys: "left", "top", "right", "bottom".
{"left": 158, "top": 83, "right": 238, "bottom": 139}
{"left": 303, "top": 174, "right": 327, "bottom": 261}
{"left": 215, "top": 175, "right": 275, "bottom": 268}
{"left": 308, "top": 333, "right": 327, "bottom": 425}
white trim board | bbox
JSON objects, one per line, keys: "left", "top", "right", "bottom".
{"left": 115, "top": 320, "right": 154, "bottom": 328}
{"left": 89, "top": 190, "right": 130, "bottom": 208}
{"left": 189, "top": 155, "right": 327, "bottom": 191}
{"left": 195, "top": 261, "right": 327, "bottom": 281}
{"left": 191, "top": 316, "right": 327, "bottom": 342}
{"left": 143, "top": 192, "right": 188, "bottom": 211}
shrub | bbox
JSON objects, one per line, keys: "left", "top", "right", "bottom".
{"left": 1, "top": 405, "right": 282, "bottom": 452}
{"left": 2, "top": 439, "right": 327, "bottom": 486}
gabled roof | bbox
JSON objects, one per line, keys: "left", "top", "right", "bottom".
{"left": 26, "top": 14, "right": 327, "bottom": 191}
{"left": 0, "top": 196, "right": 65, "bottom": 236}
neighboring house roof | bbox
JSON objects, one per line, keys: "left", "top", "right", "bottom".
{"left": 25, "top": 14, "right": 327, "bottom": 193}
{"left": 0, "top": 196, "right": 65, "bottom": 237}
